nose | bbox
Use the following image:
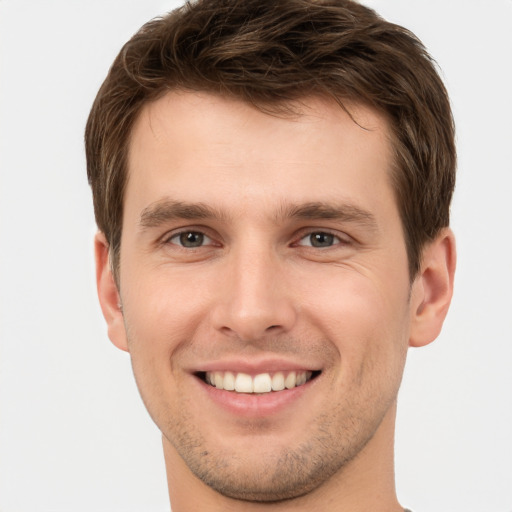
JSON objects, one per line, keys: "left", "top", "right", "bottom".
{"left": 211, "top": 246, "right": 297, "bottom": 342}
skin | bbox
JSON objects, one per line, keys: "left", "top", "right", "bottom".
{"left": 95, "top": 91, "right": 455, "bottom": 511}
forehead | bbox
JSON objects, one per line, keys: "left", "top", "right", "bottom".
{"left": 131, "top": 91, "right": 390, "bottom": 151}
{"left": 125, "top": 91, "right": 395, "bottom": 221}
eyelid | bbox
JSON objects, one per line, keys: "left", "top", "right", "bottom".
{"left": 170, "top": 232, "right": 213, "bottom": 246}
{"left": 160, "top": 226, "right": 219, "bottom": 247}
{"left": 158, "top": 225, "right": 352, "bottom": 248}
{"left": 293, "top": 229, "right": 351, "bottom": 247}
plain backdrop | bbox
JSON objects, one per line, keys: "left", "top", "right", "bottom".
{"left": 1, "top": 1, "right": 511, "bottom": 511}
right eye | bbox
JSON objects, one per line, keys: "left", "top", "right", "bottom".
{"left": 296, "top": 231, "right": 348, "bottom": 248}
{"left": 166, "top": 231, "right": 213, "bottom": 248}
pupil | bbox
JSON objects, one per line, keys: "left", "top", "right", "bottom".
{"left": 180, "top": 232, "right": 204, "bottom": 247}
{"left": 311, "top": 232, "right": 334, "bottom": 247}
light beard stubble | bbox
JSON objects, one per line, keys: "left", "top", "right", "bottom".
{"left": 126, "top": 322, "right": 407, "bottom": 503}
{"left": 164, "top": 377, "right": 398, "bottom": 503}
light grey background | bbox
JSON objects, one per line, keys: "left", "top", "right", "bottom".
{"left": 1, "top": 1, "right": 511, "bottom": 511}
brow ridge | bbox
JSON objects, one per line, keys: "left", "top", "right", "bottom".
{"left": 138, "top": 198, "right": 378, "bottom": 232}
{"left": 276, "top": 201, "right": 378, "bottom": 231}
{"left": 139, "top": 199, "right": 228, "bottom": 229}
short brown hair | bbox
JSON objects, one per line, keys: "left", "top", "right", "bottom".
{"left": 85, "top": 0, "right": 455, "bottom": 282}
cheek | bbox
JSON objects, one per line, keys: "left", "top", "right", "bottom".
{"left": 118, "top": 274, "right": 203, "bottom": 426}
{"left": 301, "top": 266, "right": 411, "bottom": 376}
{"left": 119, "top": 270, "right": 211, "bottom": 394}
{"left": 122, "top": 267, "right": 209, "bottom": 338}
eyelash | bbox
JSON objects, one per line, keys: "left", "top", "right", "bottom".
{"left": 164, "top": 230, "right": 216, "bottom": 249}
{"left": 294, "top": 230, "right": 349, "bottom": 248}
{"left": 162, "top": 229, "right": 350, "bottom": 249}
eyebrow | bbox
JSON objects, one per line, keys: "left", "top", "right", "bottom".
{"left": 139, "top": 199, "right": 228, "bottom": 229}
{"left": 276, "top": 202, "right": 377, "bottom": 230}
{"left": 138, "top": 198, "right": 378, "bottom": 232}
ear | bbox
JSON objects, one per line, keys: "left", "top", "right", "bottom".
{"left": 94, "top": 232, "right": 129, "bottom": 352}
{"left": 409, "top": 228, "right": 456, "bottom": 347}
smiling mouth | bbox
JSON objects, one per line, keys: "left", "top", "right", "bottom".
{"left": 197, "top": 370, "right": 321, "bottom": 394}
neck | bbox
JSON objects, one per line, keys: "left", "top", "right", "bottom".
{"left": 164, "top": 402, "right": 403, "bottom": 512}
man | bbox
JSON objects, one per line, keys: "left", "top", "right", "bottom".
{"left": 85, "top": 0, "right": 456, "bottom": 510}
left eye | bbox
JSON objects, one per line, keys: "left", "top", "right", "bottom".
{"left": 297, "top": 232, "right": 341, "bottom": 248}
{"left": 168, "top": 231, "right": 213, "bottom": 248}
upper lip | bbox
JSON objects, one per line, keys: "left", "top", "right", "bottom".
{"left": 191, "top": 357, "right": 321, "bottom": 375}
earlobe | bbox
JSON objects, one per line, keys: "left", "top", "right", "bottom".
{"left": 409, "top": 228, "right": 456, "bottom": 348}
{"left": 94, "top": 232, "right": 129, "bottom": 352}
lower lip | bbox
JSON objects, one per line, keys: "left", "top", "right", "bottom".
{"left": 196, "top": 377, "right": 315, "bottom": 417}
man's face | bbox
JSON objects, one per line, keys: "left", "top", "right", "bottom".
{"left": 114, "top": 91, "right": 415, "bottom": 500}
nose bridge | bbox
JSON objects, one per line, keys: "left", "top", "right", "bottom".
{"left": 213, "top": 239, "right": 296, "bottom": 340}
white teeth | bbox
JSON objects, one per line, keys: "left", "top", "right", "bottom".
{"left": 284, "top": 371, "right": 296, "bottom": 389}
{"left": 253, "top": 373, "right": 272, "bottom": 393}
{"left": 235, "top": 373, "right": 253, "bottom": 393}
{"left": 223, "top": 371, "right": 235, "bottom": 391}
{"left": 271, "top": 372, "right": 285, "bottom": 391}
{"left": 204, "top": 370, "right": 313, "bottom": 394}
